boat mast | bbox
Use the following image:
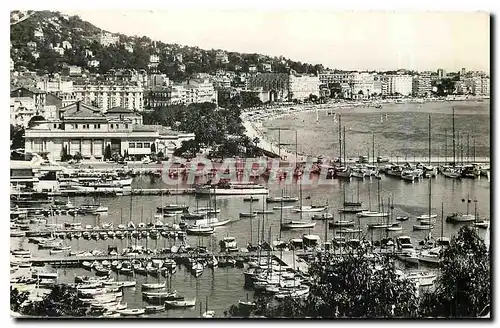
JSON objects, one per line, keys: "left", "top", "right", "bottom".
{"left": 428, "top": 114, "right": 431, "bottom": 166}
{"left": 452, "top": 108, "right": 456, "bottom": 166}
{"left": 429, "top": 115, "right": 432, "bottom": 220}
{"left": 368, "top": 181, "right": 372, "bottom": 212}
{"left": 467, "top": 134, "right": 470, "bottom": 163}
{"left": 338, "top": 114, "right": 342, "bottom": 165}
{"left": 343, "top": 126, "right": 346, "bottom": 166}
{"left": 441, "top": 202, "right": 444, "bottom": 241}
{"left": 279, "top": 189, "right": 283, "bottom": 240}
{"left": 377, "top": 179, "right": 381, "bottom": 213}
{"left": 444, "top": 128, "right": 447, "bottom": 164}
{"left": 250, "top": 197, "right": 253, "bottom": 246}
{"left": 372, "top": 133, "right": 375, "bottom": 166}
{"left": 473, "top": 137, "right": 476, "bottom": 162}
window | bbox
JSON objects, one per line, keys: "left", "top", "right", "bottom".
{"left": 129, "top": 142, "right": 135, "bottom": 148}
{"left": 136, "top": 143, "right": 143, "bottom": 148}
{"left": 53, "top": 124, "right": 57, "bottom": 129}
{"left": 94, "top": 124, "right": 97, "bottom": 129}
{"left": 74, "top": 124, "right": 78, "bottom": 129}
{"left": 124, "top": 124, "right": 128, "bottom": 128}
{"left": 143, "top": 142, "right": 150, "bottom": 148}
{"left": 110, "top": 124, "right": 114, "bottom": 129}
{"left": 98, "top": 124, "right": 101, "bottom": 129}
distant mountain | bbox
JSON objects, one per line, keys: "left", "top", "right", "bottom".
{"left": 10, "top": 10, "right": 325, "bottom": 81}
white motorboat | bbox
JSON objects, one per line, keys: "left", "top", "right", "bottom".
{"left": 386, "top": 223, "right": 403, "bottom": 231}
{"left": 329, "top": 220, "right": 355, "bottom": 227}
{"left": 165, "top": 297, "right": 196, "bottom": 308}
{"left": 11, "top": 249, "right": 31, "bottom": 256}
{"left": 194, "top": 218, "right": 230, "bottom": 227}
{"left": 118, "top": 308, "right": 145, "bottom": 317}
{"left": 10, "top": 230, "right": 25, "bottom": 237}
{"left": 186, "top": 226, "right": 215, "bottom": 235}
{"left": 413, "top": 224, "right": 434, "bottom": 230}
{"left": 473, "top": 220, "right": 489, "bottom": 228}
{"left": 103, "top": 280, "right": 137, "bottom": 288}
{"left": 396, "top": 236, "right": 419, "bottom": 264}
{"left": 142, "top": 282, "right": 166, "bottom": 290}
{"left": 311, "top": 213, "right": 333, "bottom": 220}
{"left": 273, "top": 205, "right": 294, "bottom": 210}
{"left": 357, "top": 211, "right": 389, "bottom": 217}
{"left": 368, "top": 222, "right": 394, "bottom": 229}
{"left": 202, "top": 310, "right": 215, "bottom": 318}
{"left": 93, "top": 206, "right": 109, "bottom": 214}
{"left": 446, "top": 213, "right": 476, "bottom": 223}
{"left": 418, "top": 248, "right": 442, "bottom": 264}
{"left": 281, "top": 221, "right": 316, "bottom": 229}
{"left": 416, "top": 214, "right": 437, "bottom": 220}
{"left": 291, "top": 205, "right": 327, "bottom": 213}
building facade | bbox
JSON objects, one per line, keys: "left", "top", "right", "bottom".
{"left": 100, "top": 32, "right": 120, "bottom": 46}
{"left": 412, "top": 73, "right": 432, "bottom": 97}
{"left": 72, "top": 81, "right": 144, "bottom": 112}
{"left": 385, "top": 74, "right": 413, "bottom": 96}
{"left": 24, "top": 102, "right": 195, "bottom": 161}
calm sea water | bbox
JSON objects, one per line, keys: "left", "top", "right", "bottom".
{"left": 13, "top": 100, "right": 490, "bottom": 318}
{"left": 261, "top": 100, "right": 490, "bottom": 159}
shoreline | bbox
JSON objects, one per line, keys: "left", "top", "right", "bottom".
{"left": 241, "top": 97, "right": 489, "bottom": 161}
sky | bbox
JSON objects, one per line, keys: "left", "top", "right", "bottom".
{"left": 63, "top": 10, "right": 488, "bottom": 72}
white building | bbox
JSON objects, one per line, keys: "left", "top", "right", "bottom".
{"left": 24, "top": 102, "right": 195, "bottom": 161}
{"left": 385, "top": 74, "right": 413, "bottom": 96}
{"left": 88, "top": 60, "right": 100, "bottom": 68}
{"left": 10, "top": 97, "right": 38, "bottom": 127}
{"left": 37, "top": 79, "right": 74, "bottom": 95}
{"left": 72, "top": 81, "right": 144, "bottom": 112}
{"left": 215, "top": 50, "right": 229, "bottom": 64}
{"left": 349, "top": 72, "right": 375, "bottom": 99}
{"left": 99, "top": 32, "right": 120, "bottom": 47}
{"left": 149, "top": 54, "right": 160, "bottom": 64}
{"left": 34, "top": 28, "right": 44, "bottom": 39}
{"left": 184, "top": 79, "right": 218, "bottom": 104}
{"left": 262, "top": 63, "right": 272, "bottom": 72}
{"left": 62, "top": 41, "right": 72, "bottom": 49}
{"left": 412, "top": 74, "right": 432, "bottom": 97}
{"left": 53, "top": 47, "right": 64, "bottom": 55}
{"left": 289, "top": 71, "right": 320, "bottom": 100}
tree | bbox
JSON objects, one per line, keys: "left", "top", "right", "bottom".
{"left": 73, "top": 151, "right": 83, "bottom": 162}
{"left": 232, "top": 247, "right": 420, "bottom": 318}
{"left": 420, "top": 226, "right": 490, "bottom": 318}
{"left": 18, "top": 285, "right": 103, "bottom": 317}
{"left": 10, "top": 124, "right": 25, "bottom": 149}
{"left": 10, "top": 287, "right": 29, "bottom": 313}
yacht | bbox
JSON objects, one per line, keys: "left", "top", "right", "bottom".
{"left": 266, "top": 196, "right": 299, "bottom": 203}
{"left": 356, "top": 210, "right": 389, "bottom": 217}
{"left": 395, "top": 236, "right": 419, "bottom": 264}
{"left": 281, "top": 221, "right": 316, "bottom": 229}
{"left": 194, "top": 217, "right": 230, "bottom": 227}
{"left": 291, "top": 205, "right": 327, "bottom": 213}
{"left": 195, "top": 181, "right": 269, "bottom": 196}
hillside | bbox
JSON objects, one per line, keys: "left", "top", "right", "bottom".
{"left": 10, "top": 10, "right": 325, "bottom": 81}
